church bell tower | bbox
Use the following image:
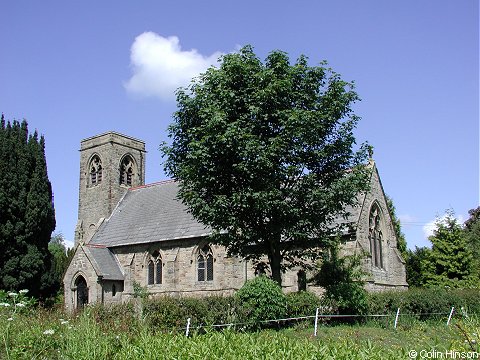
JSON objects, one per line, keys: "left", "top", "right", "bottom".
{"left": 74, "top": 132, "right": 146, "bottom": 246}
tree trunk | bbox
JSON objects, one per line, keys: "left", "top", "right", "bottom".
{"left": 268, "top": 237, "right": 283, "bottom": 287}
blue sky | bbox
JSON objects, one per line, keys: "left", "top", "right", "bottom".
{"left": 1, "top": 1, "right": 478, "bottom": 249}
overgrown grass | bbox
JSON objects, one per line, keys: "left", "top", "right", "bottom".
{"left": 1, "top": 302, "right": 479, "bottom": 359}
{"left": 1, "top": 288, "right": 479, "bottom": 359}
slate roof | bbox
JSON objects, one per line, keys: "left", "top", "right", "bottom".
{"left": 83, "top": 245, "right": 124, "bottom": 280}
{"left": 89, "top": 180, "right": 211, "bottom": 247}
{"left": 89, "top": 179, "right": 363, "bottom": 248}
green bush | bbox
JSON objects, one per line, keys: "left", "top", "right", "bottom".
{"left": 235, "top": 276, "right": 287, "bottom": 329}
{"left": 368, "top": 288, "right": 480, "bottom": 320}
{"left": 286, "top": 291, "right": 322, "bottom": 317}
{"left": 89, "top": 302, "right": 139, "bottom": 333}
{"left": 143, "top": 296, "right": 189, "bottom": 332}
{"left": 143, "top": 295, "right": 237, "bottom": 332}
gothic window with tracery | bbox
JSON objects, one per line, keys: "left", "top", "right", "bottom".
{"left": 147, "top": 251, "right": 162, "bottom": 285}
{"left": 119, "top": 156, "right": 135, "bottom": 186}
{"left": 197, "top": 245, "right": 213, "bottom": 282}
{"left": 89, "top": 155, "right": 103, "bottom": 186}
{"left": 369, "top": 203, "right": 384, "bottom": 269}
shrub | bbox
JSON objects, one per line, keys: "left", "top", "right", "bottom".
{"left": 368, "top": 288, "right": 480, "bottom": 320}
{"left": 142, "top": 295, "right": 237, "bottom": 332}
{"left": 286, "top": 291, "right": 322, "bottom": 317}
{"left": 143, "top": 296, "right": 187, "bottom": 332}
{"left": 313, "top": 246, "right": 369, "bottom": 317}
{"left": 235, "top": 276, "right": 287, "bottom": 329}
{"left": 89, "top": 302, "right": 139, "bottom": 333}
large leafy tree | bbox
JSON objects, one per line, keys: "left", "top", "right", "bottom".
{"left": 422, "top": 212, "right": 477, "bottom": 288}
{"left": 162, "top": 46, "right": 370, "bottom": 285}
{"left": 0, "top": 115, "right": 56, "bottom": 298}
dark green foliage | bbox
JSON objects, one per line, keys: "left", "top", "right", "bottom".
{"left": 368, "top": 288, "right": 480, "bottom": 319}
{"left": 143, "top": 296, "right": 238, "bottom": 332}
{"left": 235, "top": 276, "right": 287, "bottom": 328}
{"left": 286, "top": 291, "right": 322, "bottom": 317}
{"left": 422, "top": 212, "right": 477, "bottom": 288}
{"left": 385, "top": 195, "right": 407, "bottom": 261}
{"left": 162, "top": 45, "right": 371, "bottom": 285}
{"left": 90, "top": 302, "right": 140, "bottom": 334}
{"left": 43, "top": 233, "right": 70, "bottom": 300}
{"left": 406, "top": 246, "right": 431, "bottom": 287}
{"left": 0, "top": 115, "right": 56, "bottom": 298}
{"left": 464, "top": 207, "right": 480, "bottom": 282}
{"left": 313, "top": 245, "right": 368, "bottom": 316}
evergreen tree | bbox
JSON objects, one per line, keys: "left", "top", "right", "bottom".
{"left": 405, "top": 246, "right": 431, "bottom": 287}
{"left": 0, "top": 115, "right": 56, "bottom": 298}
{"left": 464, "top": 207, "right": 480, "bottom": 282}
{"left": 422, "top": 211, "right": 476, "bottom": 288}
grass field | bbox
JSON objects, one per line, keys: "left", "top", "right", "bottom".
{"left": 1, "top": 302, "right": 479, "bottom": 360}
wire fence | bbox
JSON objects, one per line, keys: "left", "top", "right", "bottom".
{"left": 181, "top": 306, "right": 463, "bottom": 337}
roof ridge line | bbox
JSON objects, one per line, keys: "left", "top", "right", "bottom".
{"left": 129, "top": 179, "right": 176, "bottom": 191}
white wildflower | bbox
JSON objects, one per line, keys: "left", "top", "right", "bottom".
{"left": 43, "top": 329, "right": 55, "bottom": 335}
{"left": 0, "top": 302, "right": 10, "bottom": 307}
{"left": 7, "top": 317, "right": 13, "bottom": 321}
{"left": 15, "top": 303, "right": 26, "bottom": 308}
{"left": 472, "top": 339, "right": 477, "bottom": 344}
{"left": 8, "top": 292, "right": 18, "bottom": 297}
{"left": 61, "top": 320, "right": 69, "bottom": 325}
{"left": 19, "top": 289, "right": 28, "bottom": 294}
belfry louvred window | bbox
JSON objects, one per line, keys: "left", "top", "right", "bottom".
{"left": 120, "top": 156, "right": 135, "bottom": 186}
{"left": 89, "top": 155, "right": 102, "bottom": 186}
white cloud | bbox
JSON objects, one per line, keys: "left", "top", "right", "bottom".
{"left": 398, "top": 214, "right": 416, "bottom": 223}
{"left": 124, "top": 32, "right": 223, "bottom": 101}
{"left": 422, "top": 212, "right": 465, "bottom": 240}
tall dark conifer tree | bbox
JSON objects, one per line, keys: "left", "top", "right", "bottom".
{"left": 0, "top": 115, "right": 56, "bottom": 298}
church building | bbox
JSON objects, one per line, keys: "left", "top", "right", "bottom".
{"left": 63, "top": 131, "right": 407, "bottom": 311}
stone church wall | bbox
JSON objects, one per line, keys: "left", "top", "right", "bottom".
{"left": 63, "top": 247, "right": 102, "bottom": 313}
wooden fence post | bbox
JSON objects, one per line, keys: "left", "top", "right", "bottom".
{"left": 185, "top": 318, "right": 191, "bottom": 337}
{"left": 394, "top": 308, "right": 400, "bottom": 329}
{"left": 447, "top": 307, "right": 455, "bottom": 326}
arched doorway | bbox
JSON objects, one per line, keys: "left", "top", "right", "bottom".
{"left": 75, "top": 275, "right": 88, "bottom": 309}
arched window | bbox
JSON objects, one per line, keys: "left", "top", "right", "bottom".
{"left": 89, "top": 155, "right": 103, "bottom": 186}
{"left": 147, "top": 251, "right": 162, "bottom": 285}
{"left": 369, "top": 203, "right": 384, "bottom": 269}
{"left": 155, "top": 258, "right": 162, "bottom": 285}
{"left": 147, "top": 260, "right": 154, "bottom": 285}
{"left": 119, "top": 155, "right": 135, "bottom": 186}
{"left": 197, "top": 245, "right": 213, "bottom": 282}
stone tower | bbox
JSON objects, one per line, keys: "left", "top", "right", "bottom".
{"left": 74, "top": 132, "right": 146, "bottom": 246}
